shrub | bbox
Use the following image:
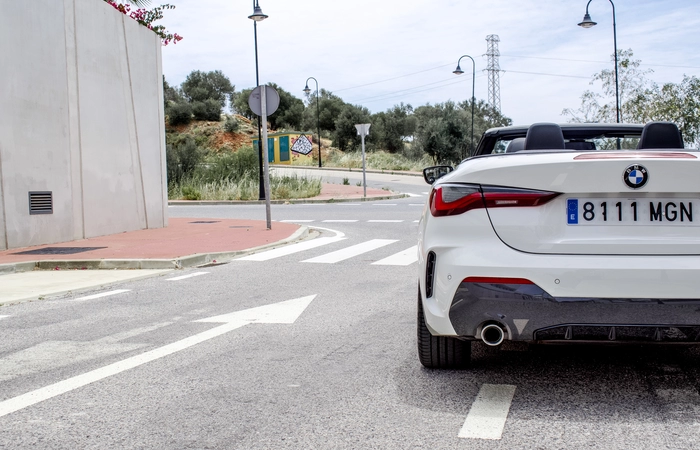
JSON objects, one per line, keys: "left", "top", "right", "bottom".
{"left": 192, "top": 99, "right": 222, "bottom": 121}
{"left": 181, "top": 185, "right": 202, "bottom": 200}
{"left": 224, "top": 116, "right": 240, "bottom": 133}
{"left": 201, "top": 146, "right": 258, "bottom": 183}
{"left": 167, "top": 102, "right": 193, "bottom": 126}
{"left": 166, "top": 136, "right": 203, "bottom": 184}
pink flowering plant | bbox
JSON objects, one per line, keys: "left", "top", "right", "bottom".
{"left": 104, "top": 0, "right": 183, "bottom": 45}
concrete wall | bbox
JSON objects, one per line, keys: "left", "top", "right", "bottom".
{"left": 0, "top": 0, "right": 167, "bottom": 251}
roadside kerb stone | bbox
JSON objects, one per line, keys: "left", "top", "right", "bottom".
{"left": 0, "top": 227, "right": 310, "bottom": 274}
{"left": 167, "top": 193, "right": 407, "bottom": 206}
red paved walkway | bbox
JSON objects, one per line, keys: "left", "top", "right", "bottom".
{"left": 0, "top": 218, "right": 299, "bottom": 265}
{"left": 0, "top": 183, "right": 405, "bottom": 267}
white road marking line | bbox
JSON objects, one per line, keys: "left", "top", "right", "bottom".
{"left": 322, "top": 220, "right": 358, "bottom": 223}
{"left": 459, "top": 384, "right": 516, "bottom": 440}
{"left": 367, "top": 220, "right": 403, "bottom": 223}
{"left": 409, "top": 203, "right": 424, "bottom": 206}
{"left": 302, "top": 239, "right": 397, "bottom": 264}
{"left": 372, "top": 245, "right": 418, "bottom": 266}
{"left": 238, "top": 237, "right": 346, "bottom": 261}
{"left": 405, "top": 193, "right": 423, "bottom": 197}
{"left": 413, "top": 220, "right": 420, "bottom": 223}
{"left": 96, "top": 322, "right": 174, "bottom": 343}
{"left": 0, "top": 315, "right": 9, "bottom": 320}
{"left": 373, "top": 203, "right": 397, "bottom": 206}
{"left": 166, "top": 272, "right": 209, "bottom": 281}
{"left": 0, "top": 295, "right": 316, "bottom": 418}
{"left": 70, "top": 289, "right": 131, "bottom": 302}
{"left": 280, "top": 220, "right": 314, "bottom": 223}
{"left": 0, "top": 321, "right": 243, "bottom": 418}
{"left": 339, "top": 203, "right": 361, "bottom": 206}
{"left": 422, "top": 192, "right": 430, "bottom": 195}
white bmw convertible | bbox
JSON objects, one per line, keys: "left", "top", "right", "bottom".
{"left": 418, "top": 122, "right": 699, "bottom": 369}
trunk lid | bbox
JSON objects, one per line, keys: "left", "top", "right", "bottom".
{"left": 464, "top": 151, "right": 700, "bottom": 255}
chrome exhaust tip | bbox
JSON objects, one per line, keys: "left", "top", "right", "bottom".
{"left": 481, "top": 323, "right": 506, "bottom": 346}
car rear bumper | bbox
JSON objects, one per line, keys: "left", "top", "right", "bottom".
{"left": 449, "top": 279, "right": 700, "bottom": 342}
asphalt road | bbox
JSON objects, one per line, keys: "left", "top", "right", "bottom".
{"left": 2, "top": 174, "right": 700, "bottom": 449}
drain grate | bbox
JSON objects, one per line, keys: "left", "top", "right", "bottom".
{"left": 189, "top": 221, "right": 220, "bottom": 224}
{"left": 13, "top": 246, "right": 107, "bottom": 255}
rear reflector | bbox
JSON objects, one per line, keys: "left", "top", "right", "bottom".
{"left": 463, "top": 277, "right": 534, "bottom": 285}
{"left": 430, "top": 184, "right": 560, "bottom": 217}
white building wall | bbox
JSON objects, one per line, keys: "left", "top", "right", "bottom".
{"left": 0, "top": 0, "right": 167, "bottom": 251}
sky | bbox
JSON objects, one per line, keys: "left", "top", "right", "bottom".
{"left": 159, "top": 0, "right": 700, "bottom": 126}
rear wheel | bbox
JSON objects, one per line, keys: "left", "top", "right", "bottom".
{"left": 417, "top": 288, "right": 471, "bottom": 369}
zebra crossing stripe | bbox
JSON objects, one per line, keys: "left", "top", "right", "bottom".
{"left": 372, "top": 246, "right": 418, "bottom": 266}
{"left": 302, "top": 239, "right": 397, "bottom": 264}
{"left": 459, "top": 384, "right": 516, "bottom": 440}
{"left": 238, "top": 237, "right": 346, "bottom": 261}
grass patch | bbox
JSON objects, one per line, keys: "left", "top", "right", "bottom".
{"left": 169, "top": 173, "right": 321, "bottom": 201}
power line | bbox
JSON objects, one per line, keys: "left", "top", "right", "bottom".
{"left": 331, "top": 63, "right": 454, "bottom": 93}
{"left": 346, "top": 74, "right": 486, "bottom": 104}
{"left": 349, "top": 78, "right": 474, "bottom": 105}
{"left": 501, "top": 53, "right": 700, "bottom": 70}
{"left": 503, "top": 70, "right": 590, "bottom": 79}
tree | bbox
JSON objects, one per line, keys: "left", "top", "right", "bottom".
{"left": 181, "top": 70, "right": 235, "bottom": 109}
{"left": 370, "top": 103, "right": 417, "bottom": 153}
{"left": 163, "top": 76, "right": 184, "bottom": 107}
{"left": 458, "top": 99, "right": 512, "bottom": 155}
{"left": 232, "top": 84, "right": 304, "bottom": 130}
{"left": 563, "top": 49, "right": 700, "bottom": 147}
{"left": 332, "top": 104, "right": 372, "bottom": 151}
{"left": 302, "top": 89, "right": 347, "bottom": 137}
{"left": 266, "top": 83, "right": 304, "bottom": 131}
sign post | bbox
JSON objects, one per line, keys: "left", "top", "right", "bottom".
{"left": 355, "top": 124, "right": 371, "bottom": 198}
{"left": 248, "top": 85, "right": 280, "bottom": 229}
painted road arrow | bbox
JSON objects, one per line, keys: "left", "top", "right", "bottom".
{"left": 0, "top": 295, "right": 317, "bottom": 418}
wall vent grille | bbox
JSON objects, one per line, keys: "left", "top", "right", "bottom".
{"left": 29, "top": 191, "right": 53, "bottom": 215}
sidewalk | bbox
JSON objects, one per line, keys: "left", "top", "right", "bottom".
{"left": 0, "top": 183, "right": 406, "bottom": 304}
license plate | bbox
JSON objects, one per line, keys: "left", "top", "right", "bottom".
{"left": 567, "top": 198, "right": 699, "bottom": 225}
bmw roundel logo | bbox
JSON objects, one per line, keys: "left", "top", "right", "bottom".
{"left": 624, "top": 164, "right": 648, "bottom": 189}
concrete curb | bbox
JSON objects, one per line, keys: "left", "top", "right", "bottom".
{"left": 0, "top": 227, "right": 311, "bottom": 274}
{"left": 168, "top": 193, "right": 406, "bottom": 206}
{"left": 273, "top": 165, "right": 423, "bottom": 177}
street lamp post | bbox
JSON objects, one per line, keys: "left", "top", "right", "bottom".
{"left": 303, "top": 77, "right": 322, "bottom": 168}
{"left": 578, "top": 0, "right": 620, "bottom": 123}
{"left": 452, "top": 55, "right": 476, "bottom": 160}
{"left": 249, "top": 0, "right": 268, "bottom": 200}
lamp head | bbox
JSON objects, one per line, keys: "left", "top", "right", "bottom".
{"left": 453, "top": 65, "right": 464, "bottom": 75}
{"left": 578, "top": 13, "right": 596, "bottom": 28}
{"left": 303, "top": 85, "right": 311, "bottom": 95}
{"left": 248, "top": 5, "right": 268, "bottom": 22}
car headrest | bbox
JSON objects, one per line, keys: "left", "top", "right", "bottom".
{"left": 637, "top": 122, "right": 684, "bottom": 149}
{"left": 524, "top": 123, "right": 565, "bottom": 150}
{"left": 506, "top": 138, "right": 526, "bottom": 153}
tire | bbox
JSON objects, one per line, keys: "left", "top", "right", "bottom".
{"left": 417, "top": 287, "right": 471, "bottom": 369}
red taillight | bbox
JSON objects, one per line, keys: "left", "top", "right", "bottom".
{"left": 482, "top": 187, "right": 560, "bottom": 208}
{"left": 430, "top": 184, "right": 560, "bottom": 217}
{"left": 463, "top": 277, "right": 534, "bottom": 285}
{"left": 430, "top": 185, "right": 483, "bottom": 217}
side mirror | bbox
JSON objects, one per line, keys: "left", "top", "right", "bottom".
{"left": 423, "top": 165, "right": 453, "bottom": 185}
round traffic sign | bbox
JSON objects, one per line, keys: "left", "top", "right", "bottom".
{"left": 248, "top": 85, "right": 280, "bottom": 117}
